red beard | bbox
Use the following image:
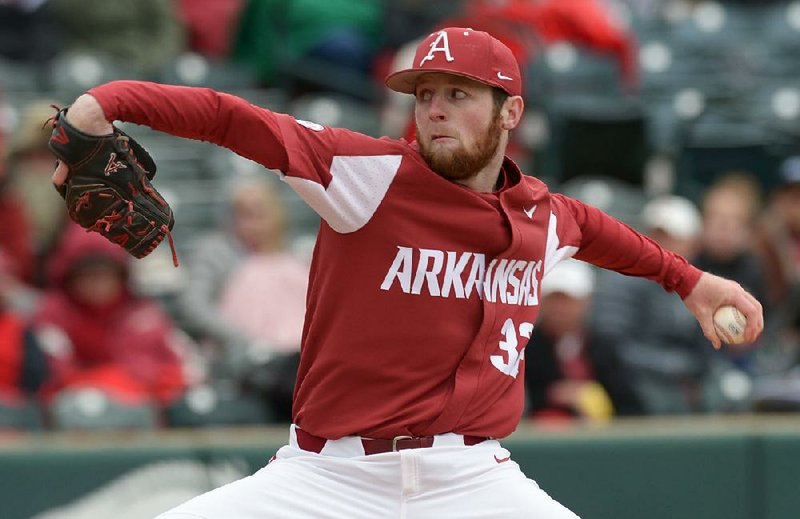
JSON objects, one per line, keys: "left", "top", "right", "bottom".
{"left": 417, "top": 114, "right": 503, "bottom": 182}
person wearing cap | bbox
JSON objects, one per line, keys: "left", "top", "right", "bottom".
{"left": 588, "top": 195, "right": 713, "bottom": 415}
{"left": 52, "top": 27, "right": 762, "bottom": 518}
{"left": 525, "top": 259, "right": 642, "bottom": 421}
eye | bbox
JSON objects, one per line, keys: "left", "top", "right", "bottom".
{"left": 451, "top": 89, "right": 467, "bottom": 100}
{"left": 416, "top": 89, "right": 432, "bottom": 101}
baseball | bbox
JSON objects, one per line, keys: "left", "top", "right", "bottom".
{"left": 713, "top": 305, "right": 747, "bottom": 345}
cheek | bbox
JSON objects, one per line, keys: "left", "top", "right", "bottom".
{"left": 462, "top": 112, "right": 496, "bottom": 145}
{"left": 414, "top": 107, "right": 427, "bottom": 131}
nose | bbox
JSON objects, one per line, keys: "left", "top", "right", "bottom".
{"left": 427, "top": 93, "right": 447, "bottom": 121}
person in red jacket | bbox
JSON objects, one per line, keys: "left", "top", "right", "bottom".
{"left": 51, "top": 27, "right": 761, "bottom": 519}
{"left": 0, "top": 114, "right": 35, "bottom": 287}
{"left": 34, "top": 223, "right": 188, "bottom": 408}
{"left": 0, "top": 261, "right": 48, "bottom": 419}
{"left": 459, "top": 0, "right": 639, "bottom": 89}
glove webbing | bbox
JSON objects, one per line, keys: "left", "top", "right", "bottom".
{"left": 72, "top": 176, "right": 179, "bottom": 267}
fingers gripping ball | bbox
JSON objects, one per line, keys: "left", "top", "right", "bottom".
{"left": 713, "top": 305, "right": 747, "bottom": 345}
{"left": 47, "top": 107, "right": 178, "bottom": 265}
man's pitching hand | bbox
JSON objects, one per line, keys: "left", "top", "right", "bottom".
{"left": 683, "top": 272, "right": 764, "bottom": 350}
{"left": 51, "top": 94, "right": 113, "bottom": 189}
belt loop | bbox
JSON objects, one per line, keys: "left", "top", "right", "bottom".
{"left": 295, "top": 427, "right": 327, "bottom": 454}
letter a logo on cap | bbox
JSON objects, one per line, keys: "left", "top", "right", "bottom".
{"left": 419, "top": 31, "right": 455, "bottom": 66}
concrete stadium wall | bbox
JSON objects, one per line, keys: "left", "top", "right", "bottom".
{"left": 1, "top": 417, "right": 798, "bottom": 519}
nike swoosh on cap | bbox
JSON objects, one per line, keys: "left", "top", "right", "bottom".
{"left": 497, "top": 72, "right": 514, "bottom": 81}
{"left": 524, "top": 205, "right": 537, "bottom": 219}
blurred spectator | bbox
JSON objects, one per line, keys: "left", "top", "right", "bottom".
{"left": 5, "top": 99, "right": 68, "bottom": 286}
{"left": 756, "top": 156, "right": 800, "bottom": 347}
{"left": 0, "top": 0, "right": 60, "bottom": 63}
{"left": 33, "top": 224, "right": 191, "bottom": 408}
{"left": 0, "top": 112, "right": 35, "bottom": 286}
{"left": 525, "top": 259, "right": 642, "bottom": 422}
{"left": 459, "top": 0, "right": 638, "bottom": 88}
{"left": 176, "top": 0, "right": 247, "bottom": 59}
{"left": 177, "top": 175, "right": 308, "bottom": 419}
{"left": 0, "top": 263, "right": 48, "bottom": 406}
{"left": 231, "top": 0, "right": 384, "bottom": 88}
{"left": 588, "top": 195, "right": 711, "bottom": 415}
{"left": 49, "top": 0, "right": 185, "bottom": 75}
{"left": 693, "top": 172, "right": 768, "bottom": 375}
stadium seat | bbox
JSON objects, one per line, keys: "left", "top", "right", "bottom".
{"left": 0, "top": 397, "right": 43, "bottom": 431}
{"left": 159, "top": 179, "right": 228, "bottom": 245}
{"left": 665, "top": 2, "right": 772, "bottom": 97}
{"left": 276, "top": 54, "right": 380, "bottom": 103}
{"left": 556, "top": 175, "right": 647, "bottom": 228}
{"left": 743, "top": 81, "right": 800, "bottom": 137}
{"left": 45, "top": 51, "right": 146, "bottom": 99}
{"left": 49, "top": 388, "right": 157, "bottom": 431}
{"left": 536, "top": 96, "right": 650, "bottom": 187}
{"left": 166, "top": 384, "right": 275, "bottom": 428}
{"left": 124, "top": 136, "right": 210, "bottom": 183}
{"left": 752, "top": 373, "right": 800, "bottom": 413}
{"left": 288, "top": 93, "right": 382, "bottom": 137}
{"left": 762, "top": 0, "right": 800, "bottom": 74}
{"left": 158, "top": 52, "right": 258, "bottom": 90}
{"left": 674, "top": 113, "right": 792, "bottom": 199}
{"left": 203, "top": 148, "right": 322, "bottom": 239}
{"left": 526, "top": 43, "right": 624, "bottom": 103}
{"left": 0, "top": 58, "right": 42, "bottom": 92}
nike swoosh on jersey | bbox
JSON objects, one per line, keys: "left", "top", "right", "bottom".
{"left": 494, "top": 454, "right": 511, "bottom": 464}
{"left": 524, "top": 205, "right": 537, "bottom": 219}
{"left": 497, "top": 72, "right": 514, "bottom": 81}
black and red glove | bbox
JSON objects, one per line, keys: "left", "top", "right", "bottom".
{"left": 48, "top": 107, "right": 178, "bottom": 265}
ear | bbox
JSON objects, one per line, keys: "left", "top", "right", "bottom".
{"left": 500, "top": 96, "right": 524, "bottom": 130}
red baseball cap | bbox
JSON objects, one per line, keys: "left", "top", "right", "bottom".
{"left": 385, "top": 27, "right": 522, "bottom": 97}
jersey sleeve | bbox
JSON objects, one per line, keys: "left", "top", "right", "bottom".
{"left": 548, "top": 193, "right": 702, "bottom": 298}
{"left": 88, "top": 81, "right": 403, "bottom": 233}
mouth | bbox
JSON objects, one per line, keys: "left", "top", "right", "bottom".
{"left": 431, "top": 134, "right": 455, "bottom": 142}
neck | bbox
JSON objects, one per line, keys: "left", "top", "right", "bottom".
{"left": 454, "top": 136, "right": 508, "bottom": 193}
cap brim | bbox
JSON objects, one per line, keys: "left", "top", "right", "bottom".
{"left": 385, "top": 68, "right": 505, "bottom": 95}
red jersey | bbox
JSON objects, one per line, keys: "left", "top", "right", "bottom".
{"left": 89, "top": 81, "right": 701, "bottom": 440}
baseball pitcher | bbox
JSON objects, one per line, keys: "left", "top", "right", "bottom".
{"left": 50, "top": 27, "right": 763, "bottom": 519}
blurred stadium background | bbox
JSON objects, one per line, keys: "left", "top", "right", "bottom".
{"left": 2, "top": 0, "right": 800, "bottom": 518}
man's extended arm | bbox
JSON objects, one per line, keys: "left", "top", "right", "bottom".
{"left": 554, "top": 194, "right": 764, "bottom": 348}
{"left": 64, "top": 80, "right": 291, "bottom": 170}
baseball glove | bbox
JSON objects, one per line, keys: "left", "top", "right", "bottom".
{"left": 47, "top": 107, "right": 178, "bottom": 266}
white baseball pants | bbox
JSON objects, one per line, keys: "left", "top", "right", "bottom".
{"left": 156, "top": 425, "right": 580, "bottom": 518}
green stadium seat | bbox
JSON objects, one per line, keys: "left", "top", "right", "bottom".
{"left": 45, "top": 51, "right": 147, "bottom": 99}
{"left": 526, "top": 43, "right": 624, "bottom": 103}
{"left": 0, "top": 398, "right": 43, "bottom": 431}
{"left": 158, "top": 53, "right": 258, "bottom": 90}
{"left": 49, "top": 388, "right": 157, "bottom": 431}
{"left": 288, "top": 93, "right": 382, "bottom": 137}
{"left": 166, "top": 384, "right": 274, "bottom": 428}
{"left": 536, "top": 96, "right": 650, "bottom": 187}
{"left": 556, "top": 175, "right": 647, "bottom": 228}
{"left": 0, "top": 58, "right": 42, "bottom": 92}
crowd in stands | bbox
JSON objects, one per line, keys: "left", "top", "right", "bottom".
{"left": 2, "top": 0, "right": 800, "bottom": 432}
